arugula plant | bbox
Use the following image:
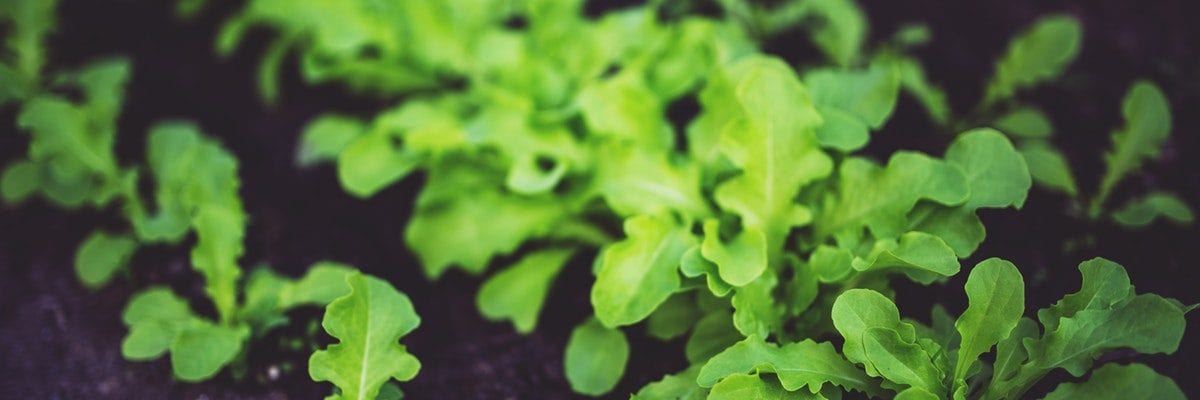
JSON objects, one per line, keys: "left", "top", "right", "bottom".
{"left": 239, "top": 0, "right": 1041, "bottom": 395}
{"left": 688, "top": 257, "right": 1189, "bottom": 400}
{"left": 1, "top": 3, "right": 424, "bottom": 390}
{"left": 906, "top": 15, "right": 1195, "bottom": 228}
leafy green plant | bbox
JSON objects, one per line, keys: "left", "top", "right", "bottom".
{"left": 919, "top": 14, "right": 1195, "bottom": 228}
{"left": 0, "top": 2, "right": 424, "bottom": 391}
{"left": 246, "top": 0, "right": 1052, "bottom": 395}
{"left": 690, "top": 257, "right": 1189, "bottom": 399}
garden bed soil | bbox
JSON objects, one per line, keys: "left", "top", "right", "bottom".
{"left": 1, "top": 0, "right": 1197, "bottom": 398}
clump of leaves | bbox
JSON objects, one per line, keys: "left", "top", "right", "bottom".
{"left": 689, "top": 257, "right": 1190, "bottom": 399}
{"left": 265, "top": 1, "right": 1043, "bottom": 396}
{"left": 920, "top": 14, "right": 1194, "bottom": 228}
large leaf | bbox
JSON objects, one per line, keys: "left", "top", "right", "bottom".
{"left": 698, "top": 336, "right": 878, "bottom": 395}
{"left": 952, "top": 258, "right": 1024, "bottom": 391}
{"left": 593, "top": 215, "right": 695, "bottom": 327}
{"left": 712, "top": 56, "right": 832, "bottom": 253}
{"left": 1043, "top": 363, "right": 1184, "bottom": 400}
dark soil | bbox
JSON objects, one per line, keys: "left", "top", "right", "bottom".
{"left": 0, "top": 0, "right": 1196, "bottom": 399}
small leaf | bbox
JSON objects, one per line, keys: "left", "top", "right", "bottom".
{"left": 74, "top": 230, "right": 138, "bottom": 288}
{"left": 478, "top": 248, "right": 575, "bottom": 333}
{"left": 298, "top": 114, "right": 364, "bottom": 167}
{"left": 700, "top": 219, "right": 768, "bottom": 287}
{"left": 309, "top": 273, "right": 422, "bottom": 400}
{"left": 564, "top": 318, "right": 629, "bottom": 396}
{"left": 1, "top": 160, "right": 39, "bottom": 203}
{"left": 1111, "top": 191, "right": 1194, "bottom": 227}
{"left": 337, "top": 132, "right": 420, "bottom": 198}
{"left": 985, "top": 15, "right": 1082, "bottom": 104}
{"left": 1092, "top": 81, "right": 1172, "bottom": 215}
{"left": 994, "top": 107, "right": 1053, "bottom": 138}
{"left": 1020, "top": 142, "right": 1078, "bottom": 197}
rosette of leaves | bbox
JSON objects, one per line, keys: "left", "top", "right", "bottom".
{"left": 287, "top": 1, "right": 1038, "bottom": 396}
{"left": 686, "top": 257, "right": 1190, "bottom": 400}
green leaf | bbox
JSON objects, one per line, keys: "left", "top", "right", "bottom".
{"left": 190, "top": 205, "right": 245, "bottom": 323}
{"left": 564, "top": 318, "right": 629, "bottom": 396}
{"left": 309, "top": 272, "right": 422, "bottom": 400}
{"left": 990, "top": 317, "right": 1038, "bottom": 384}
{"left": 851, "top": 232, "right": 960, "bottom": 284}
{"left": 732, "top": 274, "right": 784, "bottom": 337}
{"left": 593, "top": 215, "right": 694, "bottom": 327}
{"left": 909, "top": 129, "right": 1030, "bottom": 257}
{"left": 700, "top": 219, "right": 768, "bottom": 287}
{"left": 1036, "top": 258, "right": 1134, "bottom": 331}
{"left": 713, "top": 56, "right": 833, "bottom": 252}
{"left": 594, "top": 142, "right": 710, "bottom": 217}
{"left": 806, "top": 61, "right": 901, "bottom": 151}
{"left": 994, "top": 107, "right": 1053, "bottom": 139}
{"left": 985, "top": 15, "right": 1082, "bottom": 104}
{"left": 952, "top": 258, "right": 1024, "bottom": 390}
{"left": 816, "top": 153, "right": 967, "bottom": 241}
{"left": 861, "top": 327, "right": 945, "bottom": 394}
{"left": 280, "top": 261, "right": 358, "bottom": 307}
{"left": 1030, "top": 293, "right": 1186, "bottom": 376}
{"left": 405, "top": 160, "right": 565, "bottom": 277}
{"left": 707, "top": 373, "right": 814, "bottom": 400}
{"left": 893, "top": 55, "right": 950, "bottom": 125}
{"left": 579, "top": 72, "right": 669, "bottom": 147}
{"left": 478, "top": 248, "right": 575, "bottom": 333}
{"left": 1019, "top": 142, "right": 1078, "bottom": 196}
{"left": 647, "top": 294, "right": 702, "bottom": 340}
{"left": 698, "top": 336, "right": 877, "bottom": 395}
{"left": 831, "top": 288, "right": 915, "bottom": 376}
{"left": 946, "top": 129, "right": 1031, "bottom": 210}
{"left": 686, "top": 310, "right": 742, "bottom": 363}
{"left": 631, "top": 365, "right": 707, "bottom": 400}
{"left": 1043, "top": 363, "right": 1185, "bottom": 400}
{"left": 681, "top": 245, "right": 734, "bottom": 297}
{"left": 894, "top": 387, "right": 940, "bottom": 400}
{"left": 336, "top": 132, "right": 421, "bottom": 198}
{"left": 74, "top": 230, "right": 138, "bottom": 288}
{"left": 121, "top": 288, "right": 193, "bottom": 360}
{"left": 171, "top": 323, "right": 248, "bottom": 382}
{"left": 809, "top": 245, "right": 853, "bottom": 283}
{"left": 801, "top": 0, "right": 867, "bottom": 67}
{"left": 1, "top": 160, "right": 39, "bottom": 203}
{"left": 1092, "top": 81, "right": 1172, "bottom": 216}
{"left": 298, "top": 114, "right": 364, "bottom": 167}
{"left": 1111, "top": 191, "right": 1194, "bottom": 227}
